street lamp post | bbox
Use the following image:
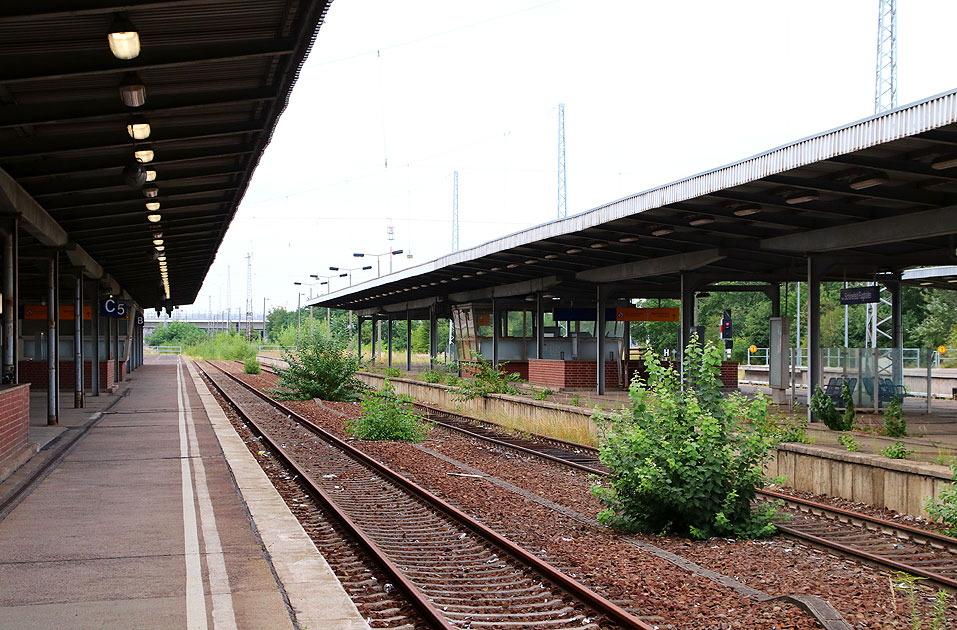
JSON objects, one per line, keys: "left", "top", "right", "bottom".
{"left": 310, "top": 275, "right": 334, "bottom": 340}
{"left": 329, "top": 265, "right": 372, "bottom": 286}
{"left": 353, "top": 249, "right": 404, "bottom": 277}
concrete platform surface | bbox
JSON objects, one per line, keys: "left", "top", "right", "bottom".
{"left": 0, "top": 355, "right": 368, "bottom": 630}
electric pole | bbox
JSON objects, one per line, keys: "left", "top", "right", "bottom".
{"left": 452, "top": 171, "right": 459, "bottom": 251}
{"left": 557, "top": 103, "right": 567, "bottom": 219}
{"left": 244, "top": 253, "right": 253, "bottom": 340}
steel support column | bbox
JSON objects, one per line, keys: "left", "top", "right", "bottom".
{"left": 596, "top": 285, "right": 607, "bottom": 395}
{"left": 387, "top": 319, "right": 393, "bottom": 367}
{"left": 74, "top": 269, "right": 83, "bottom": 408}
{"left": 889, "top": 273, "right": 903, "bottom": 388}
{"left": 406, "top": 309, "right": 412, "bottom": 371}
{"left": 2, "top": 224, "right": 14, "bottom": 382}
{"left": 356, "top": 316, "right": 362, "bottom": 361}
{"left": 47, "top": 256, "right": 57, "bottom": 425}
{"left": 535, "top": 292, "right": 544, "bottom": 360}
{"left": 113, "top": 313, "right": 119, "bottom": 383}
{"left": 11, "top": 219, "right": 18, "bottom": 385}
{"left": 679, "top": 272, "right": 696, "bottom": 382}
{"left": 491, "top": 298, "right": 500, "bottom": 368}
{"left": 769, "top": 284, "right": 781, "bottom": 318}
{"left": 91, "top": 286, "right": 99, "bottom": 396}
{"left": 370, "top": 315, "right": 377, "bottom": 365}
{"left": 428, "top": 307, "right": 438, "bottom": 369}
{"left": 807, "top": 258, "right": 825, "bottom": 421}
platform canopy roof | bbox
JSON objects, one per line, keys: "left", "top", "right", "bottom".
{"left": 312, "top": 89, "right": 957, "bottom": 316}
{"left": 0, "top": 0, "right": 330, "bottom": 308}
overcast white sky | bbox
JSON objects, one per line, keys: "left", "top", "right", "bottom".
{"left": 183, "top": 0, "right": 957, "bottom": 318}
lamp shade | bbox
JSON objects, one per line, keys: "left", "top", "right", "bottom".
{"left": 122, "top": 162, "right": 147, "bottom": 187}
{"left": 145, "top": 201, "right": 160, "bottom": 211}
{"left": 126, "top": 116, "right": 151, "bottom": 140}
{"left": 142, "top": 184, "right": 159, "bottom": 198}
{"left": 108, "top": 16, "right": 140, "bottom": 59}
{"left": 134, "top": 145, "right": 154, "bottom": 163}
{"left": 145, "top": 170, "right": 157, "bottom": 182}
{"left": 147, "top": 213, "right": 162, "bottom": 223}
{"left": 118, "top": 73, "right": 146, "bottom": 107}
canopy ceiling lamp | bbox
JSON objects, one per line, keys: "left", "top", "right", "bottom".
{"left": 108, "top": 15, "right": 140, "bottom": 60}
{"left": 618, "top": 236, "right": 639, "bottom": 242}
{"left": 544, "top": 253, "right": 559, "bottom": 258}
{"left": 565, "top": 248, "right": 581, "bottom": 254}
{"left": 126, "top": 116, "right": 150, "bottom": 140}
{"left": 147, "top": 213, "right": 162, "bottom": 223}
{"left": 155, "top": 245, "right": 165, "bottom": 252}
{"left": 145, "top": 170, "right": 157, "bottom": 182}
{"left": 142, "top": 184, "right": 159, "bottom": 198}
{"left": 145, "top": 201, "right": 160, "bottom": 211}
{"left": 118, "top": 72, "right": 146, "bottom": 107}
{"left": 848, "top": 173, "right": 888, "bottom": 190}
{"left": 122, "top": 162, "right": 147, "bottom": 187}
{"left": 589, "top": 242, "right": 607, "bottom": 248}
{"left": 733, "top": 204, "right": 761, "bottom": 217}
{"left": 152, "top": 239, "right": 163, "bottom": 246}
{"left": 134, "top": 144, "right": 154, "bottom": 163}
{"left": 651, "top": 226, "right": 674, "bottom": 236}
{"left": 931, "top": 156, "right": 957, "bottom": 170}
{"left": 785, "top": 191, "right": 818, "bottom": 204}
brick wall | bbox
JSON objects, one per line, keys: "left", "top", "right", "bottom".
{"left": 528, "top": 359, "right": 619, "bottom": 389}
{"left": 462, "top": 361, "right": 528, "bottom": 380}
{"left": 0, "top": 384, "right": 30, "bottom": 465}
{"left": 719, "top": 361, "right": 739, "bottom": 389}
{"left": 17, "top": 360, "right": 115, "bottom": 391}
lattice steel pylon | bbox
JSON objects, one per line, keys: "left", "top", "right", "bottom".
{"left": 874, "top": 0, "right": 897, "bottom": 114}
{"left": 557, "top": 103, "right": 567, "bottom": 219}
{"left": 452, "top": 171, "right": 459, "bottom": 251}
{"left": 244, "top": 253, "right": 253, "bottom": 341}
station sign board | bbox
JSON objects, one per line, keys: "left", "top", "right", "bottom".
{"left": 839, "top": 286, "right": 880, "bottom": 305}
{"left": 21, "top": 305, "right": 92, "bottom": 320}
{"left": 100, "top": 298, "right": 131, "bottom": 319}
{"left": 614, "top": 307, "right": 679, "bottom": 322}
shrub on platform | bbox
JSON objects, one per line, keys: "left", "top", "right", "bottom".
{"left": 927, "top": 465, "right": 957, "bottom": 536}
{"left": 591, "top": 341, "right": 780, "bottom": 540}
{"left": 243, "top": 357, "right": 261, "bottom": 375}
{"left": 186, "top": 333, "right": 258, "bottom": 361}
{"left": 347, "top": 379, "right": 429, "bottom": 442}
{"left": 423, "top": 370, "right": 441, "bottom": 383}
{"left": 883, "top": 397, "right": 907, "bottom": 437}
{"left": 452, "top": 354, "right": 520, "bottom": 400}
{"left": 810, "top": 385, "right": 853, "bottom": 432}
{"left": 272, "top": 335, "right": 362, "bottom": 402}
{"left": 383, "top": 366, "right": 401, "bottom": 378}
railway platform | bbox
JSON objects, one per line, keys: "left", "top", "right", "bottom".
{"left": 0, "top": 355, "right": 368, "bottom": 630}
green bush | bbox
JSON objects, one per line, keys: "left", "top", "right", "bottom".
{"left": 881, "top": 440, "right": 913, "bottom": 460}
{"left": 243, "top": 357, "right": 261, "bottom": 374}
{"left": 423, "top": 370, "right": 441, "bottom": 383}
{"left": 186, "top": 333, "right": 258, "bottom": 360}
{"left": 147, "top": 320, "right": 207, "bottom": 347}
{"left": 591, "top": 341, "right": 780, "bottom": 540}
{"left": 776, "top": 416, "right": 813, "bottom": 444}
{"left": 533, "top": 387, "right": 552, "bottom": 401}
{"left": 841, "top": 379, "right": 855, "bottom": 430}
{"left": 837, "top": 432, "right": 861, "bottom": 452}
{"left": 383, "top": 366, "right": 401, "bottom": 378}
{"left": 810, "top": 385, "right": 852, "bottom": 431}
{"left": 346, "top": 379, "right": 429, "bottom": 442}
{"left": 452, "top": 354, "right": 521, "bottom": 400}
{"left": 928, "top": 467, "right": 957, "bottom": 536}
{"left": 271, "top": 335, "right": 362, "bottom": 402}
{"left": 883, "top": 397, "right": 907, "bottom": 437}
{"left": 444, "top": 373, "right": 459, "bottom": 386}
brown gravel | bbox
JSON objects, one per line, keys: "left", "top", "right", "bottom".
{"left": 218, "top": 361, "right": 957, "bottom": 629}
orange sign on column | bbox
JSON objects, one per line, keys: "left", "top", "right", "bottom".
{"left": 614, "top": 307, "right": 679, "bottom": 322}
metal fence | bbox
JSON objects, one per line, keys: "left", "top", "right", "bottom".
{"left": 747, "top": 347, "right": 948, "bottom": 368}
{"left": 258, "top": 345, "right": 296, "bottom": 353}
{"left": 144, "top": 345, "right": 182, "bottom": 355}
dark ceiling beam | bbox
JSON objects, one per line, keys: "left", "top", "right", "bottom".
{"left": 75, "top": 220, "right": 224, "bottom": 244}
{"left": 826, "top": 154, "right": 957, "bottom": 182}
{"left": 0, "top": 40, "right": 296, "bottom": 84}
{"left": 613, "top": 214, "right": 765, "bottom": 241}
{"left": 763, "top": 174, "right": 951, "bottom": 207}
{"left": 69, "top": 218, "right": 225, "bottom": 240}
{"left": 666, "top": 201, "right": 817, "bottom": 230}
{"left": 12, "top": 145, "right": 254, "bottom": 180}
{"left": 0, "top": 121, "right": 265, "bottom": 161}
{"left": 0, "top": 2, "right": 212, "bottom": 21}
{"left": 29, "top": 166, "right": 245, "bottom": 197}
{"left": 58, "top": 204, "right": 226, "bottom": 230}
{"left": 0, "top": 87, "right": 275, "bottom": 129}
{"left": 46, "top": 186, "right": 236, "bottom": 215}
{"left": 42, "top": 183, "right": 237, "bottom": 210}
{"left": 914, "top": 130, "right": 957, "bottom": 146}
{"left": 706, "top": 189, "right": 883, "bottom": 221}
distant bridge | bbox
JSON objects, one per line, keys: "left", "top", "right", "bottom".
{"left": 145, "top": 317, "right": 266, "bottom": 339}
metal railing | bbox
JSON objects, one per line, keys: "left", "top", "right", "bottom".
{"left": 144, "top": 345, "right": 182, "bottom": 355}
{"left": 747, "top": 347, "right": 945, "bottom": 368}
{"left": 258, "top": 345, "right": 296, "bottom": 353}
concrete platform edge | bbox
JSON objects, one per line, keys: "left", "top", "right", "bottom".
{"left": 0, "top": 442, "right": 39, "bottom": 484}
{"left": 185, "top": 360, "right": 370, "bottom": 630}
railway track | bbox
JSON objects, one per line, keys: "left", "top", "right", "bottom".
{"left": 201, "top": 361, "right": 654, "bottom": 630}
{"left": 410, "top": 403, "right": 957, "bottom": 592}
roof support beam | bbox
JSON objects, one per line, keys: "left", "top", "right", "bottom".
{"left": 760, "top": 205, "right": 957, "bottom": 252}
{"left": 575, "top": 249, "right": 727, "bottom": 283}
{"left": 0, "top": 40, "right": 295, "bottom": 84}
{"left": 447, "top": 276, "right": 560, "bottom": 303}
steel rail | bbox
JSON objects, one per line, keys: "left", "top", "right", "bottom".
{"left": 204, "top": 360, "right": 654, "bottom": 630}
{"left": 198, "top": 361, "right": 455, "bottom": 630}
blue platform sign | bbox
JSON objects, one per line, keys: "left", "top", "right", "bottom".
{"left": 100, "top": 298, "right": 131, "bottom": 319}
{"left": 840, "top": 286, "right": 880, "bottom": 305}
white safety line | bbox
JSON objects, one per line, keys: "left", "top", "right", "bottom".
{"left": 181, "top": 360, "right": 238, "bottom": 630}
{"left": 177, "top": 356, "right": 209, "bottom": 630}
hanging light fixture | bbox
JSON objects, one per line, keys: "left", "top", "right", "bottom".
{"left": 651, "top": 226, "right": 674, "bottom": 237}
{"left": 126, "top": 116, "right": 151, "bottom": 140}
{"left": 689, "top": 216, "right": 714, "bottom": 226}
{"left": 848, "top": 173, "right": 888, "bottom": 190}
{"left": 122, "top": 162, "right": 147, "bottom": 187}
{"left": 152, "top": 239, "right": 164, "bottom": 246}
{"left": 147, "top": 213, "right": 162, "bottom": 223}
{"left": 118, "top": 73, "right": 146, "bottom": 107}
{"left": 145, "top": 170, "right": 157, "bottom": 182}
{"left": 134, "top": 144, "right": 154, "bottom": 163}
{"left": 142, "top": 184, "right": 159, "bottom": 198}
{"left": 155, "top": 245, "right": 165, "bottom": 252}
{"left": 145, "top": 201, "right": 160, "bottom": 211}
{"left": 158, "top": 255, "right": 167, "bottom": 261}
{"left": 785, "top": 191, "right": 818, "bottom": 204}
{"left": 152, "top": 231, "right": 163, "bottom": 240}
{"left": 619, "top": 236, "right": 639, "bottom": 242}
{"left": 733, "top": 204, "right": 761, "bottom": 217}
{"left": 108, "top": 15, "right": 141, "bottom": 60}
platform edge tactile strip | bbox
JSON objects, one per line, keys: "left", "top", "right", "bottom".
{"left": 184, "top": 360, "right": 371, "bottom": 630}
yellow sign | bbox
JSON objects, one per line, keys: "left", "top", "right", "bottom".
{"left": 939, "top": 346, "right": 947, "bottom": 355}
{"left": 749, "top": 345, "right": 758, "bottom": 353}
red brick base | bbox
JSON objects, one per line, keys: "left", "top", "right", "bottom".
{"left": 528, "top": 359, "right": 620, "bottom": 389}
{"left": 0, "top": 383, "right": 30, "bottom": 465}
{"left": 17, "top": 360, "right": 117, "bottom": 391}
{"left": 462, "top": 361, "right": 528, "bottom": 380}
{"left": 719, "top": 361, "right": 739, "bottom": 389}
